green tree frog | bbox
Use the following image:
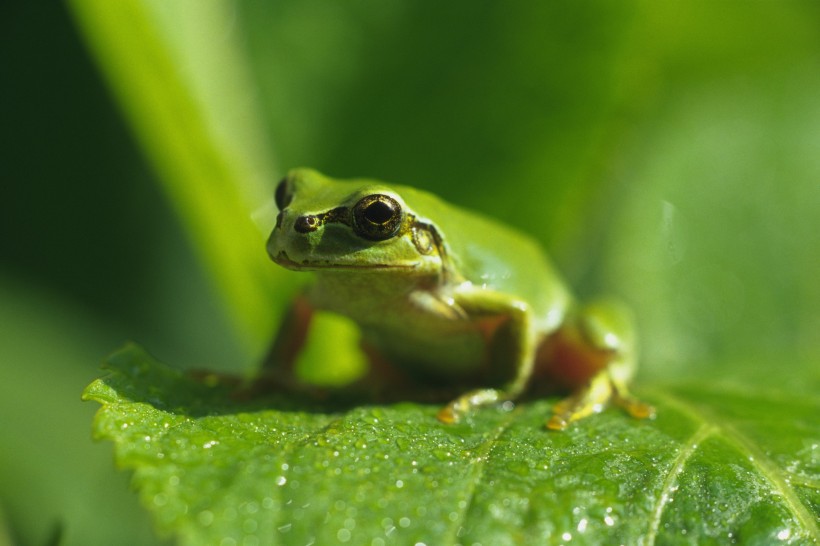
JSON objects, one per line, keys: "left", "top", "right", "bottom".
{"left": 265, "top": 168, "right": 654, "bottom": 430}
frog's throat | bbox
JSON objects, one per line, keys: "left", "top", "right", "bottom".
{"left": 273, "top": 251, "right": 420, "bottom": 271}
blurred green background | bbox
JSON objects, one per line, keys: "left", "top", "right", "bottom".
{"left": 2, "top": 1, "right": 819, "bottom": 544}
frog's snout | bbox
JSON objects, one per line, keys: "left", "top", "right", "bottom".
{"left": 267, "top": 210, "right": 317, "bottom": 266}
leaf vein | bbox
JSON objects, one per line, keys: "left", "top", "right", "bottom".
{"left": 645, "top": 422, "right": 715, "bottom": 546}
{"left": 446, "top": 409, "right": 521, "bottom": 542}
{"left": 652, "top": 390, "right": 820, "bottom": 542}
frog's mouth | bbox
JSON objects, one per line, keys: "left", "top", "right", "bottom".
{"left": 272, "top": 251, "right": 418, "bottom": 271}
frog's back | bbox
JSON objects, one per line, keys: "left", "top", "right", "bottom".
{"left": 397, "top": 184, "right": 573, "bottom": 332}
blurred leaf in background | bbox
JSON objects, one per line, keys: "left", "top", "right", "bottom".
{"left": 1, "top": 0, "right": 819, "bottom": 544}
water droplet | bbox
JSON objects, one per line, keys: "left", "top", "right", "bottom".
{"left": 432, "top": 449, "right": 451, "bottom": 461}
{"left": 395, "top": 480, "right": 404, "bottom": 489}
{"left": 276, "top": 476, "right": 287, "bottom": 486}
{"left": 399, "top": 517, "right": 411, "bottom": 528}
{"left": 562, "top": 532, "right": 572, "bottom": 542}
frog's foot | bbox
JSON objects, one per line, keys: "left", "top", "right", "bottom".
{"left": 545, "top": 373, "right": 611, "bottom": 430}
{"left": 437, "top": 388, "right": 506, "bottom": 424}
{"left": 545, "top": 375, "right": 655, "bottom": 431}
{"left": 613, "top": 389, "right": 656, "bottom": 421}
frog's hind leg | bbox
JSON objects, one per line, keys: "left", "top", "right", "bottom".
{"left": 540, "top": 299, "right": 655, "bottom": 431}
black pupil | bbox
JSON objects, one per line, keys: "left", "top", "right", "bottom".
{"left": 352, "top": 194, "right": 402, "bottom": 241}
{"left": 364, "top": 201, "right": 394, "bottom": 224}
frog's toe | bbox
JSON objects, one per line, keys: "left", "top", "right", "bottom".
{"left": 544, "top": 374, "right": 611, "bottom": 430}
{"left": 437, "top": 388, "right": 505, "bottom": 424}
{"left": 613, "top": 392, "right": 656, "bottom": 420}
{"left": 545, "top": 414, "right": 570, "bottom": 431}
{"left": 545, "top": 393, "right": 604, "bottom": 431}
{"left": 436, "top": 405, "right": 462, "bottom": 424}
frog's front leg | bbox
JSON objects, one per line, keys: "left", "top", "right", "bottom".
{"left": 191, "top": 295, "right": 317, "bottom": 395}
{"left": 255, "top": 294, "right": 315, "bottom": 390}
{"left": 436, "top": 289, "right": 537, "bottom": 424}
{"left": 540, "top": 299, "right": 655, "bottom": 430}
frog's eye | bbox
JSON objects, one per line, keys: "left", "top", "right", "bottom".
{"left": 275, "top": 178, "right": 293, "bottom": 210}
{"left": 352, "top": 194, "right": 404, "bottom": 241}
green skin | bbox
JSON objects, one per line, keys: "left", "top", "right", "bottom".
{"left": 266, "top": 168, "right": 654, "bottom": 430}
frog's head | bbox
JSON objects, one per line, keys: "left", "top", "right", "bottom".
{"left": 267, "top": 168, "right": 444, "bottom": 275}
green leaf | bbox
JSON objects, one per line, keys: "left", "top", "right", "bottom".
{"left": 85, "top": 344, "right": 820, "bottom": 545}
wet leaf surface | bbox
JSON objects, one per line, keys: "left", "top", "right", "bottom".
{"left": 85, "top": 344, "right": 820, "bottom": 545}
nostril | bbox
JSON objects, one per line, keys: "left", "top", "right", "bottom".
{"left": 294, "top": 215, "right": 320, "bottom": 233}
{"left": 275, "top": 211, "right": 284, "bottom": 229}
